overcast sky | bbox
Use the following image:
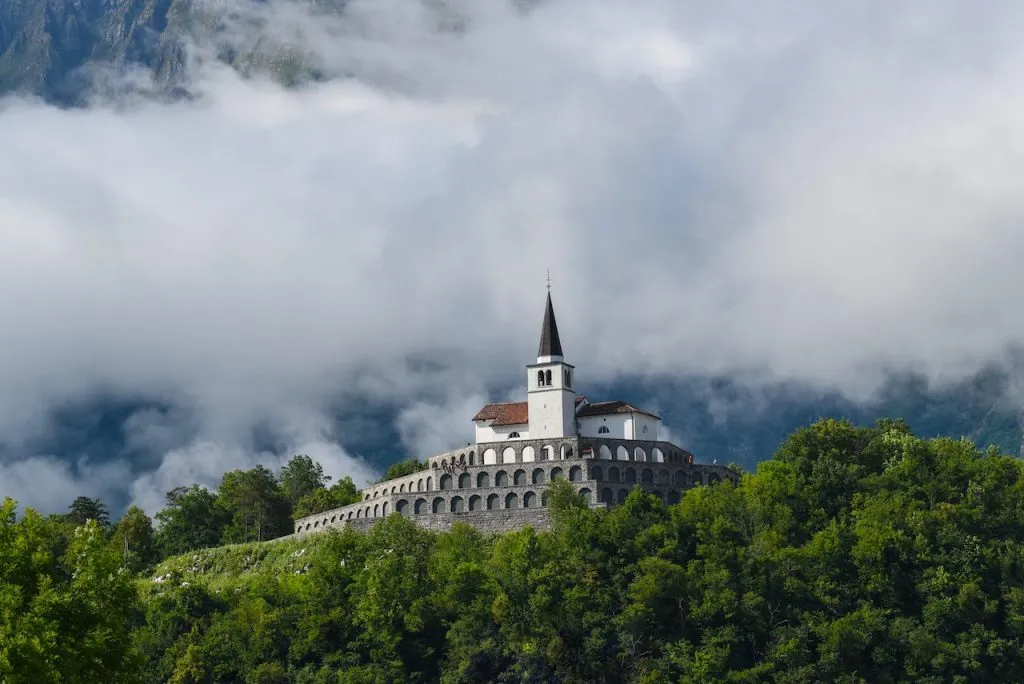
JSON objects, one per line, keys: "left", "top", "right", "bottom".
{"left": 3, "top": 0, "right": 1024, "bottom": 514}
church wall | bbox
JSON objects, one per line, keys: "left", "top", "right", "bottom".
{"left": 578, "top": 414, "right": 631, "bottom": 439}
{"left": 631, "top": 413, "right": 659, "bottom": 440}
{"left": 474, "top": 422, "right": 528, "bottom": 444}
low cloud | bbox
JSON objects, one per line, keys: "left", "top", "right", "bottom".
{"left": 3, "top": 0, "right": 1024, "bottom": 512}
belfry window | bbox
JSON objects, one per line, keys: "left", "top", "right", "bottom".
{"left": 565, "top": 369, "right": 572, "bottom": 387}
{"left": 537, "top": 370, "right": 545, "bottom": 386}
{"left": 598, "top": 426, "right": 610, "bottom": 434}
{"left": 545, "top": 369, "right": 552, "bottom": 386}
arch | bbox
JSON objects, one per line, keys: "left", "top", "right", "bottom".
{"left": 382, "top": 502, "right": 388, "bottom": 516}
{"left": 451, "top": 496, "right": 464, "bottom": 513}
{"left": 618, "top": 489, "right": 629, "bottom": 504}
{"left": 374, "top": 491, "right": 379, "bottom": 498}
{"left": 592, "top": 465, "right": 603, "bottom": 481}
{"left": 469, "top": 495, "right": 482, "bottom": 511}
{"left": 469, "top": 451, "right": 476, "bottom": 465}
{"left": 569, "top": 466, "right": 583, "bottom": 482}
{"left": 545, "top": 369, "right": 552, "bottom": 385}
{"left": 674, "top": 470, "right": 687, "bottom": 486}
{"left": 331, "top": 515, "right": 337, "bottom": 523}
{"left": 347, "top": 511, "right": 353, "bottom": 520}
{"left": 356, "top": 509, "right": 362, "bottom": 519}
{"left": 579, "top": 488, "right": 592, "bottom": 504}
{"left": 314, "top": 520, "right": 320, "bottom": 528}
{"left": 459, "top": 473, "right": 471, "bottom": 489}
{"left": 506, "top": 492, "right": 519, "bottom": 509}
{"left": 396, "top": 500, "right": 409, "bottom": 516}
{"left": 601, "top": 487, "right": 614, "bottom": 504}
{"left": 635, "top": 447, "right": 647, "bottom": 462}
{"left": 668, "top": 490, "right": 681, "bottom": 505}
{"left": 537, "top": 370, "right": 545, "bottom": 386}
{"left": 487, "top": 493, "right": 500, "bottom": 510}
{"left": 483, "top": 448, "right": 497, "bottom": 465}
{"left": 560, "top": 444, "right": 574, "bottom": 460}
{"left": 565, "top": 368, "right": 572, "bottom": 387}
{"left": 364, "top": 493, "right": 370, "bottom": 501}
{"left": 495, "top": 470, "right": 509, "bottom": 487}
{"left": 391, "top": 486, "right": 397, "bottom": 494}
{"left": 598, "top": 425, "right": 610, "bottom": 434}
{"left": 426, "top": 476, "right": 433, "bottom": 491}
{"left": 641, "top": 468, "right": 654, "bottom": 485}
{"left": 608, "top": 466, "right": 621, "bottom": 483}
{"left": 502, "top": 447, "right": 516, "bottom": 464}
{"left": 432, "top": 497, "right": 445, "bottom": 514}
{"left": 652, "top": 447, "right": 664, "bottom": 463}
{"left": 414, "top": 498, "right": 427, "bottom": 515}
{"left": 440, "top": 474, "right": 453, "bottom": 490}
{"left": 532, "top": 468, "right": 545, "bottom": 485}
{"left": 551, "top": 467, "right": 564, "bottom": 480}
{"left": 373, "top": 504, "right": 380, "bottom": 518}
{"left": 659, "top": 469, "right": 670, "bottom": 484}
{"left": 542, "top": 445, "right": 555, "bottom": 460}
{"left": 509, "top": 432, "right": 521, "bottom": 439}
{"left": 624, "top": 468, "right": 637, "bottom": 484}
{"left": 599, "top": 445, "right": 612, "bottom": 459}
{"left": 692, "top": 472, "right": 703, "bottom": 487}
{"left": 477, "top": 471, "right": 490, "bottom": 488}
{"left": 616, "top": 446, "right": 629, "bottom": 461}
{"left": 522, "top": 445, "right": 536, "bottom": 462}
{"left": 523, "top": 491, "right": 537, "bottom": 508}
{"left": 514, "top": 469, "right": 527, "bottom": 486}
{"left": 417, "top": 478, "right": 423, "bottom": 492}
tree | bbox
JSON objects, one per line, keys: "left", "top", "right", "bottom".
{"left": 66, "top": 496, "right": 111, "bottom": 532}
{"left": 377, "top": 458, "right": 428, "bottom": 483}
{"left": 217, "top": 466, "right": 292, "bottom": 543}
{"left": 0, "top": 498, "right": 142, "bottom": 683}
{"left": 279, "top": 454, "right": 330, "bottom": 505}
{"left": 293, "top": 476, "right": 362, "bottom": 519}
{"left": 154, "top": 485, "right": 227, "bottom": 557}
{"left": 110, "top": 505, "right": 157, "bottom": 573}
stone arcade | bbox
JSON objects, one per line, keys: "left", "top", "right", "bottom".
{"left": 293, "top": 293, "right": 735, "bottom": 536}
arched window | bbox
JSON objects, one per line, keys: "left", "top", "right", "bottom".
{"left": 545, "top": 369, "right": 552, "bottom": 385}
{"left": 598, "top": 426, "right": 610, "bottom": 434}
{"left": 565, "top": 369, "right": 572, "bottom": 387}
{"left": 537, "top": 370, "right": 545, "bottom": 386}
{"left": 509, "top": 432, "right": 521, "bottom": 438}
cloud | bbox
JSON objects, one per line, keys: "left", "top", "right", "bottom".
{"left": 3, "top": 0, "right": 1024, "bottom": 512}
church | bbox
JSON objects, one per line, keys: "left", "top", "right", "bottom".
{"left": 293, "top": 292, "right": 735, "bottom": 536}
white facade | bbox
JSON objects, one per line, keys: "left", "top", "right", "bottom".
{"left": 577, "top": 412, "right": 660, "bottom": 440}
{"left": 474, "top": 422, "right": 528, "bottom": 443}
{"left": 527, "top": 361, "right": 577, "bottom": 439}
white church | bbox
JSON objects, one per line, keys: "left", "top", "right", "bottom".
{"left": 471, "top": 292, "right": 662, "bottom": 445}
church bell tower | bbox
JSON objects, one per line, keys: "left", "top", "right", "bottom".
{"left": 527, "top": 292, "right": 577, "bottom": 439}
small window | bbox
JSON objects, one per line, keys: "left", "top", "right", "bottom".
{"left": 537, "top": 370, "right": 545, "bottom": 386}
{"left": 545, "top": 369, "right": 552, "bottom": 385}
{"left": 565, "top": 369, "right": 572, "bottom": 387}
{"left": 509, "top": 431, "right": 521, "bottom": 438}
{"left": 598, "top": 426, "right": 610, "bottom": 434}
{"left": 642, "top": 425, "right": 648, "bottom": 433}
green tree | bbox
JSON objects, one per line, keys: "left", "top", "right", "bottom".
{"left": 293, "top": 476, "right": 362, "bottom": 519}
{"left": 67, "top": 495, "right": 111, "bottom": 531}
{"left": 0, "top": 498, "right": 142, "bottom": 683}
{"left": 110, "top": 505, "right": 157, "bottom": 573}
{"left": 279, "top": 454, "right": 330, "bottom": 505}
{"left": 376, "top": 457, "right": 428, "bottom": 483}
{"left": 217, "top": 466, "right": 292, "bottom": 543}
{"left": 154, "top": 485, "right": 227, "bottom": 557}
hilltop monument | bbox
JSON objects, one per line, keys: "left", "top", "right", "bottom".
{"left": 294, "top": 291, "right": 735, "bottom": 536}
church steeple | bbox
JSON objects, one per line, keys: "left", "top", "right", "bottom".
{"left": 537, "top": 292, "right": 564, "bottom": 361}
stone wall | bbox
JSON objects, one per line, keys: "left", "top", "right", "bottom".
{"left": 292, "top": 448, "right": 737, "bottom": 538}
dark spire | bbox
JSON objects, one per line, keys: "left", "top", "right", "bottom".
{"left": 537, "top": 292, "right": 564, "bottom": 358}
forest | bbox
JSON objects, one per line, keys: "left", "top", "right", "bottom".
{"left": 4, "top": 418, "right": 1024, "bottom": 683}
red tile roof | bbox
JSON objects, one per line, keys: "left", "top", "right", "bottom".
{"left": 576, "top": 400, "right": 660, "bottom": 420}
{"left": 472, "top": 401, "right": 529, "bottom": 426}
